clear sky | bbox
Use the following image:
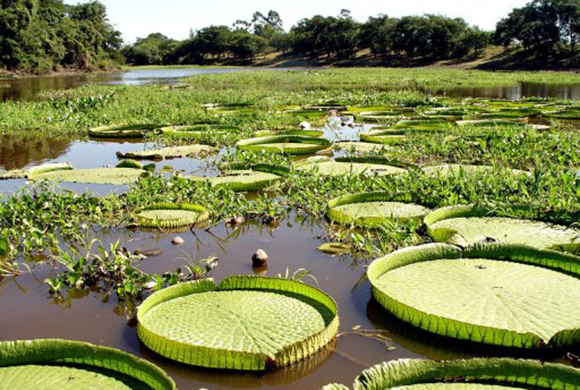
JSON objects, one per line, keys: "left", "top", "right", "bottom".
{"left": 64, "top": 0, "right": 530, "bottom": 43}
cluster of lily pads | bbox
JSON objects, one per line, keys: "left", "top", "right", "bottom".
{"left": 2, "top": 96, "right": 580, "bottom": 389}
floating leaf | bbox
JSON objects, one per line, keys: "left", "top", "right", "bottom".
{"left": 134, "top": 203, "right": 209, "bottom": 229}
{"left": 89, "top": 124, "right": 162, "bottom": 138}
{"left": 236, "top": 135, "right": 332, "bottom": 155}
{"left": 0, "top": 339, "right": 175, "bottom": 390}
{"left": 30, "top": 167, "right": 146, "bottom": 185}
{"left": 328, "top": 193, "right": 429, "bottom": 228}
{"left": 296, "top": 157, "right": 407, "bottom": 177}
{"left": 368, "top": 243, "right": 580, "bottom": 348}
{"left": 137, "top": 276, "right": 339, "bottom": 370}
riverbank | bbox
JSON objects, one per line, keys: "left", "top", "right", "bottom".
{"left": 0, "top": 66, "right": 123, "bottom": 80}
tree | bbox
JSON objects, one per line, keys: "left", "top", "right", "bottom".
{"left": 123, "top": 33, "right": 177, "bottom": 65}
{"left": 359, "top": 15, "right": 398, "bottom": 58}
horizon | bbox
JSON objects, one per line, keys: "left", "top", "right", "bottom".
{"left": 63, "top": 0, "right": 531, "bottom": 43}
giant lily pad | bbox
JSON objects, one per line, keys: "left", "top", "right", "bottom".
{"left": 295, "top": 157, "right": 407, "bottom": 177}
{"left": 425, "top": 204, "right": 580, "bottom": 250}
{"left": 368, "top": 243, "right": 580, "bottom": 348}
{"left": 334, "top": 141, "right": 391, "bottom": 153}
{"left": 236, "top": 136, "right": 332, "bottom": 155}
{"left": 30, "top": 165, "right": 145, "bottom": 185}
{"left": 0, "top": 339, "right": 175, "bottom": 390}
{"left": 360, "top": 129, "right": 407, "bottom": 145}
{"left": 328, "top": 193, "right": 429, "bottom": 228}
{"left": 394, "top": 119, "right": 454, "bottom": 131}
{"left": 323, "top": 358, "right": 580, "bottom": 389}
{"left": 192, "top": 164, "right": 289, "bottom": 192}
{"left": 160, "top": 125, "right": 240, "bottom": 139}
{"left": 117, "top": 145, "right": 217, "bottom": 160}
{"left": 133, "top": 203, "right": 210, "bottom": 229}
{"left": 89, "top": 124, "right": 162, "bottom": 138}
{"left": 253, "top": 129, "right": 324, "bottom": 138}
{"left": 422, "top": 164, "right": 531, "bottom": 178}
{"left": 137, "top": 276, "right": 339, "bottom": 370}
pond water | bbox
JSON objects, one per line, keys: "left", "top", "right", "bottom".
{"left": 1, "top": 215, "right": 564, "bottom": 389}
{"left": 2, "top": 66, "right": 580, "bottom": 103}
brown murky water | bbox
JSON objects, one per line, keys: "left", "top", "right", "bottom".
{"left": 3, "top": 216, "right": 573, "bottom": 389}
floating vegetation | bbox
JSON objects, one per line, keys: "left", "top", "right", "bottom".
{"left": 334, "top": 141, "right": 391, "bottom": 153}
{"left": 117, "top": 144, "right": 217, "bottom": 160}
{"left": 422, "top": 164, "right": 531, "bottom": 178}
{"left": 133, "top": 203, "right": 210, "bottom": 229}
{"left": 295, "top": 156, "right": 407, "bottom": 177}
{"left": 317, "top": 242, "right": 353, "bottom": 256}
{"left": 323, "top": 358, "right": 580, "bottom": 389}
{"left": 137, "top": 276, "right": 339, "bottom": 370}
{"left": 30, "top": 166, "right": 146, "bottom": 185}
{"left": 89, "top": 124, "right": 162, "bottom": 138}
{"left": 394, "top": 119, "right": 455, "bottom": 130}
{"left": 192, "top": 164, "right": 289, "bottom": 192}
{"left": 253, "top": 129, "right": 324, "bottom": 138}
{"left": 368, "top": 243, "right": 580, "bottom": 348}
{"left": 160, "top": 124, "right": 240, "bottom": 139}
{"left": 425, "top": 204, "right": 580, "bottom": 250}
{"left": 360, "top": 129, "right": 407, "bottom": 145}
{"left": 0, "top": 339, "right": 175, "bottom": 389}
{"left": 236, "top": 135, "right": 332, "bottom": 155}
{"left": 328, "top": 193, "right": 430, "bottom": 228}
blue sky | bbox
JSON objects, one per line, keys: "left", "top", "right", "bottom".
{"left": 64, "top": 0, "right": 530, "bottom": 43}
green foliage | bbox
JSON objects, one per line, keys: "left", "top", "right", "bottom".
{"left": 0, "top": 0, "right": 122, "bottom": 71}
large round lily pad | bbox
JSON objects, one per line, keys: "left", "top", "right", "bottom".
{"left": 137, "top": 276, "right": 339, "bottom": 370}
{"left": 295, "top": 157, "right": 407, "bottom": 177}
{"left": 360, "top": 130, "right": 407, "bottom": 145}
{"left": 425, "top": 204, "right": 580, "bottom": 250}
{"left": 323, "top": 358, "right": 580, "bottom": 390}
{"left": 134, "top": 203, "right": 209, "bottom": 229}
{"left": 0, "top": 339, "right": 175, "bottom": 390}
{"left": 30, "top": 166, "right": 145, "bottom": 185}
{"left": 254, "top": 129, "right": 324, "bottom": 138}
{"left": 117, "top": 145, "right": 216, "bottom": 160}
{"left": 368, "top": 243, "right": 580, "bottom": 348}
{"left": 328, "top": 193, "right": 429, "bottom": 228}
{"left": 422, "top": 164, "right": 531, "bottom": 178}
{"left": 192, "top": 164, "right": 289, "bottom": 192}
{"left": 160, "top": 125, "right": 240, "bottom": 139}
{"left": 334, "top": 141, "right": 391, "bottom": 153}
{"left": 236, "top": 135, "right": 332, "bottom": 155}
{"left": 89, "top": 124, "right": 162, "bottom": 138}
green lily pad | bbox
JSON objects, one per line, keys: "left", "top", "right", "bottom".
{"left": 89, "top": 124, "right": 162, "bottom": 138}
{"left": 368, "top": 243, "right": 580, "bottom": 348}
{"left": 30, "top": 167, "right": 145, "bottom": 185}
{"left": 192, "top": 164, "right": 289, "bottom": 192}
{"left": 160, "top": 125, "right": 240, "bottom": 139}
{"left": 134, "top": 203, "right": 209, "bottom": 229}
{"left": 137, "top": 276, "right": 339, "bottom": 370}
{"left": 117, "top": 145, "right": 217, "bottom": 160}
{"left": 394, "top": 119, "right": 454, "bottom": 130}
{"left": 236, "top": 136, "right": 332, "bottom": 155}
{"left": 317, "top": 243, "right": 353, "bottom": 255}
{"left": 425, "top": 204, "right": 580, "bottom": 250}
{"left": 360, "top": 130, "right": 407, "bottom": 145}
{"left": 295, "top": 157, "right": 406, "bottom": 177}
{"left": 326, "top": 358, "right": 580, "bottom": 389}
{"left": 334, "top": 142, "right": 391, "bottom": 153}
{"left": 422, "top": 164, "right": 531, "bottom": 178}
{"left": 254, "top": 129, "right": 324, "bottom": 138}
{"left": 0, "top": 339, "right": 175, "bottom": 390}
{"left": 328, "top": 193, "right": 429, "bottom": 228}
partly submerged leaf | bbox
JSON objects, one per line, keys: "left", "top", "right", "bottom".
{"left": 89, "top": 124, "right": 162, "bottom": 138}
{"left": 117, "top": 145, "right": 217, "bottom": 160}
{"left": 328, "top": 193, "right": 429, "bottom": 228}
{"left": 134, "top": 203, "right": 209, "bottom": 229}
{"left": 425, "top": 205, "right": 580, "bottom": 250}
{"left": 368, "top": 243, "right": 580, "bottom": 348}
{"left": 236, "top": 135, "right": 332, "bottom": 155}
{"left": 342, "top": 358, "right": 580, "bottom": 390}
{"left": 317, "top": 242, "right": 353, "bottom": 255}
{"left": 295, "top": 157, "right": 406, "bottom": 177}
{"left": 0, "top": 339, "right": 175, "bottom": 390}
{"left": 137, "top": 276, "right": 339, "bottom": 370}
{"left": 30, "top": 168, "right": 145, "bottom": 185}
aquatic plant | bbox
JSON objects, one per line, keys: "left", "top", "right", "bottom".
{"left": 0, "top": 339, "right": 176, "bottom": 390}
{"left": 133, "top": 203, "right": 210, "bottom": 229}
{"left": 236, "top": 135, "right": 332, "bottom": 155}
{"left": 368, "top": 243, "right": 580, "bottom": 348}
{"left": 323, "top": 358, "right": 580, "bottom": 389}
{"left": 89, "top": 124, "right": 163, "bottom": 138}
{"left": 137, "top": 275, "right": 339, "bottom": 370}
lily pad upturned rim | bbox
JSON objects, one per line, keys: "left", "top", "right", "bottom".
{"left": 368, "top": 242, "right": 580, "bottom": 348}
{"left": 134, "top": 202, "right": 210, "bottom": 229}
{"left": 29, "top": 166, "right": 146, "bottom": 185}
{"left": 322, "top": 358, "right": 580, "bottom": 390}
{"left": 327, "top": 192, "right": 429, "bottom": 228}
{"left": 253, "top": 129, "right": 325, "bottom": 138}
{"left": 137, "top": 275, "right": 339, "bottom": 371}
{"left": 89, "top": 124, "right": 163, "bottom": 138}
{"left": 0, "top": 339, "right": 176, "bottom": 390}
{"left": 424, "top": 203, "right": 580, "bottom": 251}
{"left": 295, "top": 157, "right": 409, "bottom": 177}
{"left": 236, "top": 135, "right": 332, "bottom": 155}
{"left": 193, "top": 164, "right": 290, "bottom": 192}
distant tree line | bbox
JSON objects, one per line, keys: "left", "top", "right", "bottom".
{"left": 1, "top": 0, "right": 579, "bottom": 71}
{"left": 0, "top": 0, "right": 122, "bottom": 71}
